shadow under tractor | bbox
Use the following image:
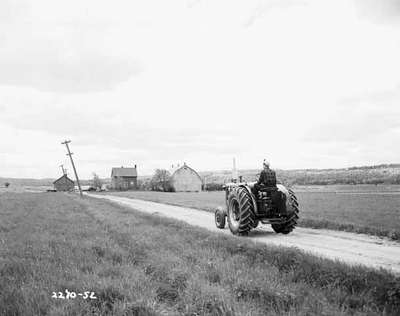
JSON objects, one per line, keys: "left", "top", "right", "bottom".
{"left": 214, "top": 182, "right": 299, "bottom": 235}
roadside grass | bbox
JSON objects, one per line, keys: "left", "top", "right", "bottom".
{"left": 1, "top": 192, "right": 400, "bottom": 315}
{"left": 100, "top": 188, "right": 400, "bottom": 240}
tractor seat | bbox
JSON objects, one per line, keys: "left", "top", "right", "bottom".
{"left": 256, "top": 186, "right": 278, "bottom": 200}
{"left": 258, "top": 185, "right": 278, "bottom": 193}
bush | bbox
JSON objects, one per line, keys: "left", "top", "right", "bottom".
{"left": 150, "top": 169, "right": 173, "bottom": 192}
{"left": 203, "top": 183, "right": 224, "bottom": 191}
{"left": 92, "top": 173, "right": 103, "bottom": 190}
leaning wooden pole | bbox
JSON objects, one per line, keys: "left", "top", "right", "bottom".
{"left": 61, "top": 140, "right": 83, "bottom": 197}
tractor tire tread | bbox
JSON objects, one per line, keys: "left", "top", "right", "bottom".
{"left": 228, "top": 187, "right": 256, "bottom": 235}
{"left": 272, "top": 190, "right": 299, "bottom": 234}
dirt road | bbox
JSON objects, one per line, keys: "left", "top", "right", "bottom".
{"left": 89, "top": 194, "right": 400, "bottom": 274}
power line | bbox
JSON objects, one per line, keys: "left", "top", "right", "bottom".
{"left": 61, "top": 140, "right": 83, "bottom": 197}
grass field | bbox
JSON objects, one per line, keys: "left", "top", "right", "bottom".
{"left": 1, "top": 192, "right": 400, "bottom": 315}
{"left": 99, "top": 185, "right": 400, "bottom": 240}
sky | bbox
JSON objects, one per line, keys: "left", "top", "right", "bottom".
{"left": 0, "top": 0, "right": 400, "bottom": 178}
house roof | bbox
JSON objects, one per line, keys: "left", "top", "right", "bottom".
{"left": 53, "top": 174, "right": 74, "bottom": 184}
{"left": 111, "top": 167, "right": 137, "bottom": 177}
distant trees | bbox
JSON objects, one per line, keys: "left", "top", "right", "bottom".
{"left": 4, "top": 182, "right": 10, "bottom": 188}
{"left": 92, "top": 173, "right": 103, "bottom": 190}
{"left": 393, "top": 174, "right": 400, "bottom": 185}
{"left": 135, "top": 179, "right": 148, "bottom": 191}
{"left": 151, "top": 169, "right": 173, "bottom": 192}
{"left": 196, "top": 167, "right": 400, "bottom": 187}
{"left": 202, "top": 183, "right": 224, "bottom": 191}
{"left": 278, "top": 169, "right": 400, "bottom": 186}
{"left": 123, "top": 166, "right": 400, "bottom": 191}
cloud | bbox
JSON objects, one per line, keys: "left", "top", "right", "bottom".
{"left": 303, "top": 110, "right": 399, "bottom": 144}
{"left": 0, "top": 99, "right": 246, "bottom": 177}
{"left": 302, "top": 87, "right": 400, "bottom": 143}
{"left": 0, "top": 0, "right": 29, "bottom": 23}
{"left": 297, "top": 87, "right": 400, "bottom": 167}
{"left": 354, "top": 0, "right": 400, "bottom": 24}
{"left": 186, "top": 0, "right": 202, "bottom": 9}
{"left": 0, "top": 101, "right": 242, "bottom": 159}
{"left": 0, "top": 52, "right": 142, "bottom": 93}
{"left": 1, "top": 0, "right": 400, "bottom": 177}
{"left": 244, "top": 0, "right": 307, "bottom": 27}
{"left": 0, "top": 2, "right": 142, "bottom": 93}
{"left": 340, "top": 86, "right": 400, "bottom": 106}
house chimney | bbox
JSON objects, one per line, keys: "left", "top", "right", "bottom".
{"left": 134, "top": 164, "right": 137, "bottom": 169}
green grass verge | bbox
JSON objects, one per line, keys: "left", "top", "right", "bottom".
{"left": 99, "top": 190, "right": 400, "bottom": 241}
{"left": 1, "top": 192, "right": 399, "bottom": 315}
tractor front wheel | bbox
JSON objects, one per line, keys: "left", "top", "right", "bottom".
{"left": 215, "top": 207, "right": 226, "bottom": 229}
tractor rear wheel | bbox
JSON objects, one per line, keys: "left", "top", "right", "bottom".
{"left": 271, "top": 189, "right": 299, "bottom": 234}
{"left": 227, "top": 187, "right": 256, "bottom": 236}
{"left": 215, "top": 207, "right": 226, "bottom": 229}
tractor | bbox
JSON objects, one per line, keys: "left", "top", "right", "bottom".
{"left": 214, "top": 182, "right": 299, "bottom": 235}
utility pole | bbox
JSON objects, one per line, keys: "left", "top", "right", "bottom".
{"left": 61, "top": 140, "right": 83, "bottom": 197}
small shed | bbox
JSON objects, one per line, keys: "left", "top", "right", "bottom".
{"left": 170, "top": 163, "right": 202, "bottom": 192}
{"left": 53, "top": 174, "right": 75, "bottom": 191}
{"left": 111, "top": 165, "right": 138, "bottom": 190}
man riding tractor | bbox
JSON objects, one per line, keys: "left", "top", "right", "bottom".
{"left": 254, "top": 159, "right": 277, "bottom": 191}
{"left": 252, "top": 160, "right": 284, "bottom": 211}
{"left": 215, "top": 159, "right": 299, "bottom": 235}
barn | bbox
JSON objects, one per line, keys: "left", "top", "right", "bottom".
{"left": 53, "top": 174, "right": 74, "bottom": 191}
{"left": 170, "top": 163, "right": 202, "bottom": 192}
{"left": 111, "top": 165, "right": 138, "bottom": 190}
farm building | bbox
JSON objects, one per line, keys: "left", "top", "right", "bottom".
{"left": 111, "top": 165, "right": 138, "bottom": 190}
{"left": 53, "top": 174, "right": 74, "bottom": 191}
{"left": 170, "top": 163, "right": 202, "bottom": 192}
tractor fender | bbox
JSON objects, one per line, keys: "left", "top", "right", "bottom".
{"left": 277, "top": 184, "right": 295, "bottom": 215}
{"left": 276, "top": 184, "right": 289, "bottom": 196}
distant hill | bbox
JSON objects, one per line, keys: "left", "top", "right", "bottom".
{"left": 0, "top": 177, "right": 110, "bottom": 188}
{"left": 2, "top": 164, "right": 400, "bottom": 188}
{"left": 199, "top": 164, "right": 400, "bottom": 186}
{"left": 0, "top": 177, "right": 54, "bottom": 187}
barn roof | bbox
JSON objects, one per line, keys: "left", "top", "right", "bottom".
{"left": 53, "top": 174, "right": 74, "bottom": 184}
{"left": 170, "top": 163, "right": 202, "bottom": 180}
{"left": 111, "top": 167, "right": 137, "bottom": 177}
